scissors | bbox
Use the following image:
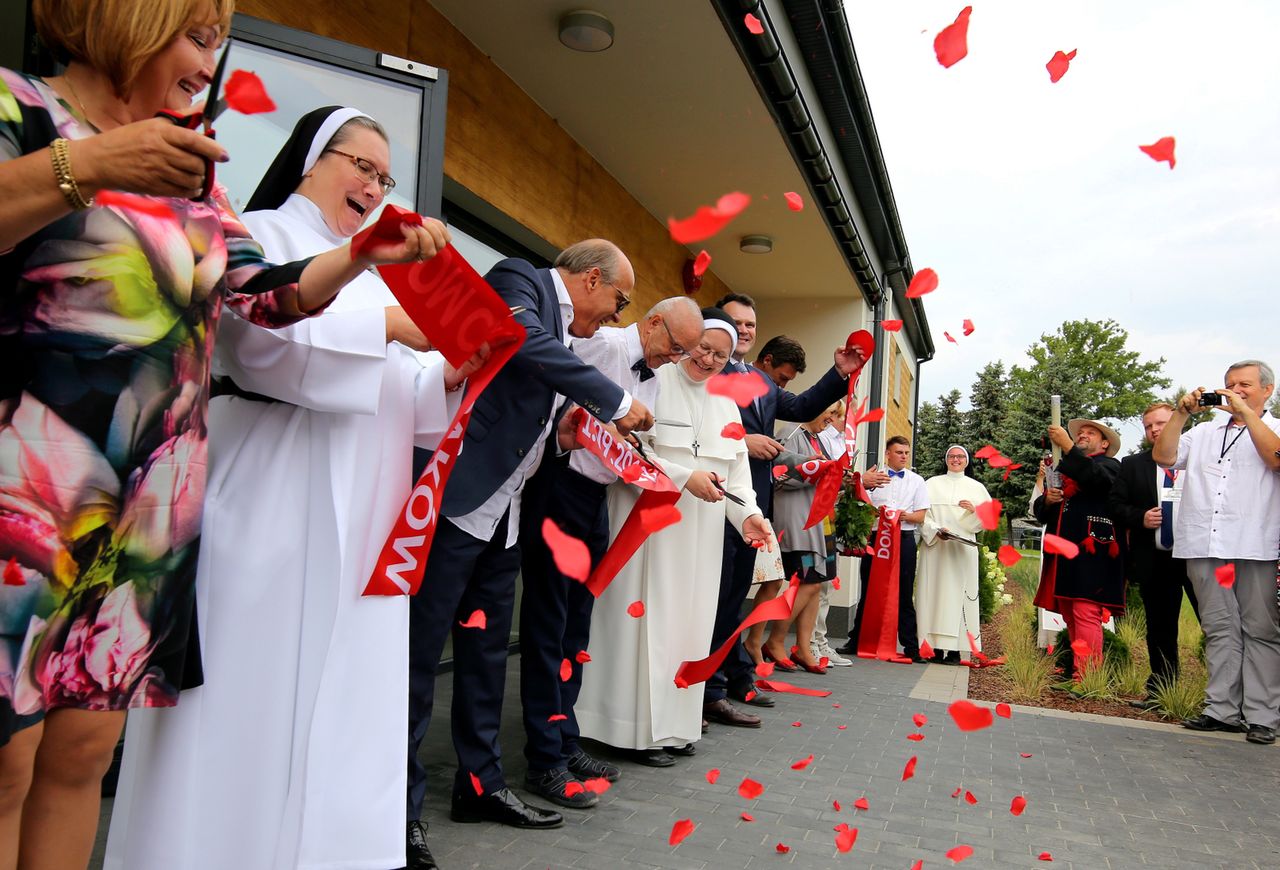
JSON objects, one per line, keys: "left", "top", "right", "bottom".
{"left": 156, "top": 37, "right": 232, "bottom": 201}
{"left": 712, "top": 478, "right": 747, "bottom": 506}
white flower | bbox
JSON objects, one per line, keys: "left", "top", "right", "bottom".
{"left": 997, "top": 583, "right": 1005, "bottom": 592}
{"left": 1001, "top": 593, "right": 1013, "bottom": 605}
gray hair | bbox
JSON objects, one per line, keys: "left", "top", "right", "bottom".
{"left": 554, "top": 239, "right": 625, "bottom": 284}
{"left": 646, "top": 296, "right": 700, "bottom": 320}
{"left": 328, "top": 115, "right": 388, "bottom": 149}
{"left": 1225, "top": 359, "right": 1275, "bottom": 387}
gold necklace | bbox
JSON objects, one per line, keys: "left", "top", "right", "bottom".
{"left": 61, "top": 73, "right": 98, "bottom": 130}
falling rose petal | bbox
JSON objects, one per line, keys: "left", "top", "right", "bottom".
{"left": 831, "top": 575, "right": 841, "bottom": 591}
{"left": 882, "top": 319, "right": 904, "bottom": 332}
{"left": 944, "top": 332, "right": 957, "bottom": 344}
{"left": 559, "top": 658, "right": 573, "bottom": 682}
{"left": 905, "top": 267, "right": 939, "bottom": 298}
{"left": 3, "top": 558, "right": 26, "bottom": 586}
{"left": 706, "top": 371, "right": 770, "bottom": 407}
{"left": 948, "top": 699, "right": 994, "bottom": 731}
{"left": 1070, "top": 639, "right": 1092, "bottom": 659}
{"left": 933, "top": 7, "right": 972, "bottom": 68}
{"left": 706, "top": 768, "right": 720, "bottom": 784}
{"left": 775, "top": 843, "right": 790, "bottom": 854}
{"left": 1139, "top": 136, "right": 1176, "bottom": 169}
{"left": 791, "top": 721, "right": 803, "bottom": 728}
{"left": 784, "top": 191, "right": 804, "bottom": 211}
{"left": 223, "top": 69, "right": 277, "bottom": 114}
{"left": 741, "top": 812, "right": 755, "bottom": 822}
{"left": 721, "top": 422, "right": 746, "bottom": 440}
{"left": 755, "top": 661, "right": 775, "bottom": 677}
{"left": 669, "top": 818, "right": 695, "bottom": 847}
{"left": 951, "top": 787, "right": 963, "bottom": 798}
{"left": 1043, "top": 533, "right": 1080, "bottom": 559}
{"left": 997, "top": 545, "right": 1022, "bottom": 567}
{"left": 964, "top": 791, "right": 978, "bottom": 805}
{"left": 693, "top": 249, "right": 712, "bottom": 277}
{"left": 975, "top": 499, "right": 1002, "bottom": 530}
{"left": 542, "top": 518, "right": 590, "bottom": 582}
{"left": 564, "top": 781, "right": 586, "bottom": 797}
{"left": 637, "top": 503, "right": 682, "bottom": 535}
{"left": 575, "top": 650, "right": 592, "bottom": 664}
{"left": 627, "top": 600, "right": 646, "bottom": 618}
{"left": 912, "top": 862, "right": 924, "bottom": 870}
{"left": 1046, "top": 48, "right": 1077, "bottom": 83}
{"left": 548, "top": 713, "right": 568, "bottom": 723}
{"left": 458, "top": 609, "right": 487, "bottom": 629}
{"left": 1215, "top": 563, "right": 1235, "bottom": 588}
{"left": 1046, "top": 643, "right": 1055, "bottom": 655}
{"left": 584, "top": 777, "right": 612, "bottom": 794}
{"left": 854, "top": 797, "right": 870, "bottom": 811}
{"left": 837, "top": 724, "right": 847, "bottom": 730}
{"left": 790, "top": 754, "right": 814, "bottom": 771}
{"left": 902, "top": 756, "right": 918, "bottom": 781}
{"left": 1038, "top": 851, "right": 1054, "bottom": 861}
{"left": 835, "top": 824, "right": 858, "bottom": 853}
{"left": 912, "top": 713, "right": 928, "bottom": 728}
{"left": 907, "top": 733, "right": 925, "bottom": 742}
{"left": 667, "top": 191, "right": 751, "bottom": 244}
{"left": 469, "top": 772, "right": 483, "bottom": 796}
{"left": 1020, "top": 753, "right": 1034, "bottom": 758}
{"left": 974, "top": 444, "right": 999, "bottom": 459}
{"left": 962, "top": 318, "right": 975, "bottom": 336}
{"left": 94, "top": 190, "right": 178, "bottom": 219}
{"left": 1010, "top": 795, "right": 1028, "bottom": 816}
{"left": 946, "top": 844, "right": 974, "bottom": 863}
{"left": 738, "top": 777, "right": 764, "bottom": 800}
{"left": 832, "top": 703, "right": 841, "bottom": 708}
{"left": 988, "top": 453, "right": 1013, "bottom": 469}
{"left": 995, "top": 703, "right": 1012, "bottom": 719}
{"left": 744, "top": 12, "right": 764, "bottom": 35}
{"left": 918, "top": 639, "right": 934, "bottom": 659}
{"left": 1101, "top": 607, "right": 1112, "bottom": 624}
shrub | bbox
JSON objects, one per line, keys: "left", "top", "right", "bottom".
{"left": 1150, "top": 671, "right": 1207, "bottom": 721}
{"left": 1006, "top": 557, "right": 1040, "bottom": 598}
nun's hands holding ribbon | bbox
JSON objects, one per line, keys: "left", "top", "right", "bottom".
{"left": 357, "top": 216, "right": 451, "bottom": 267}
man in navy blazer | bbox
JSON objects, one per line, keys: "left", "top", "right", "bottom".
{"left": 702, "top": 294, "right": 866, "bottom": 728}
{"left": 405, "top": 240, "right": 653, "bottom": 867}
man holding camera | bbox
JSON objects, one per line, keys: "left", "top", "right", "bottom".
{"left": 1153, "top": 360, "right": 1280, "bottom": 745}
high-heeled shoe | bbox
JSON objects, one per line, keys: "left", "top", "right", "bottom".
{"left": 761, "top": 648, "right": 798, "bottom": 671}
{"left": 793, "top": 657, "right": 828, "bottom": 675}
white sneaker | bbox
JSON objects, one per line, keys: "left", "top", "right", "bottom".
{"left": 816, "top": 644, "right": 853, "bottom": 667}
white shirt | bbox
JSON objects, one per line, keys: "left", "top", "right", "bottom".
{"left": 817, "top": 424, "right": 847, "bottom": 462}
{"left": 1153, "top": 464, "right": 1183, "bottom": 552}
{"left": 569, "top": 324, "right": 661, "bottom": 484}
{"left": 869, "top": 467, "right": 930, "bottom": 531}
{"left": 1168, "top": 411, "right": 1280, "bottom": 560}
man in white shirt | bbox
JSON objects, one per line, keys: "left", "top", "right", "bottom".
{"left": 837, "top": 435, "right": 931, "bottom": 662}
{"left": 1153, "top": 359, "right": 1280, "bottom": 745}
{"left": 517, "top": 297, "right": 703, "bottom": 794}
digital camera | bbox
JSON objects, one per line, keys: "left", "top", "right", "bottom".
{"left": 1197, "top": 392, "right": 1225, "bottom": 407}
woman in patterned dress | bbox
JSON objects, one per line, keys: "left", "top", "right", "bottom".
{"left": 0, "top": 2, "right": 449, "bottom": 867}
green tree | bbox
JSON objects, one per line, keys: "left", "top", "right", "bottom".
{"left": 914, "top": 389, "right": 963, "bottom": 476}
{"left": 963, "top": 361, "right": 1007, "bottom": 490}
{"left": 912, "top": 400, "right": 940, "bottom": 473}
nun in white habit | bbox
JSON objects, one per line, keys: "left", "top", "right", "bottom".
{"left": 915, "top": 445, "right": 991, "bottom": 663}
{"left": 106, "top": 107, "right": 475, "bottom": 870}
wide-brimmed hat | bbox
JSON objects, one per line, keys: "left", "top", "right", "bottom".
{"left": 1067, "top": 418, "right": 1121, "bottom": 457}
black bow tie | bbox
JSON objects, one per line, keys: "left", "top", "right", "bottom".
{"left": 631, "top": 358, "right": 655, "bottom": 382}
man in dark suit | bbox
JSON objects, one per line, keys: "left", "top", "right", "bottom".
{"left": 404, "top": 240, "right": 653, "bottom": 869}
{"left": 1109, "top": 402, "right": 1199, "bottom": 707}
{"left": 702, "top": 294, "right": 866, "bottom": 729}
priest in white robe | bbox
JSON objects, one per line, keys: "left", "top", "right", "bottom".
{"left": 576, "top": 311, "right": 773, "bottom": 765}
{"left": 106, "top": 107, "right": 474, "bottom": 870}
{"left": 915, "top": 445, "right": 991, "bottom": 663}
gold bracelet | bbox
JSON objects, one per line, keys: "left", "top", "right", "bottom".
{"left": 50, "top": 138, "right": 92, "bottom": 210}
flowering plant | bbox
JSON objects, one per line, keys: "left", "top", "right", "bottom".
{"left": 834, "top": 475, "right": 878, "bottom": 555}
{"left": 978, "top": 545, "right": 1012, "bottom": 620}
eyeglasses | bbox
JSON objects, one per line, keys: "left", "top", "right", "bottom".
{"left": 594, "top": 271, "right": 631, "bottom": 315}
{"left": 690, "top": 342, "right": 731, "bottom": 365}
{"left": 324, "top": 148, "right": 396, "bottom": 194}
{"left": 659, "top": 317, "right": 688, "bottom": 357}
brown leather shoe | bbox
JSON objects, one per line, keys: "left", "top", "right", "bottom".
{"left": 703, "top": 698, "right": 761, "bottom": 728}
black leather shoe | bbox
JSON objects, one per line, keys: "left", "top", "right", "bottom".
{"left": 623, "top": 748, "right": 676, "bottom": 767}
{"left": 1246, "top": 725, "right": 1276, "bottom": 745}
{"left": 405, "top": 820, "right": 438, "bottom": 870}
{"left": 524, "top": 768, "right": 598, "bottom": 809}
{"left": 835, "top": 643, "right": 857, "bottom": 656}
{"left": 703, "top": 698, "right": 761, "bottom": 728}
{"left": 1182, "top": 714, "right": 1245, "bottom": 733}
{"left": 451, "top": 786, "right": 564, "bottom": 828}
{"left": 1128, "top": 697, "right": 1159, "bottom": 711}
{"left": 666, "top": 742, "right": 696, "bottom": 757}
{"left": 728, "top": 684, "right": 775, "bottom": 708}
{"left": 567, "top": 749, "right": 621, "bottom": 782}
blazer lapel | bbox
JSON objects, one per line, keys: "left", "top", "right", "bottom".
{"left": 1141, "top": 450, "right": 1158, "bottom": 505}
{"left": 538, "top": 269, "right": 564, "bottom": 342}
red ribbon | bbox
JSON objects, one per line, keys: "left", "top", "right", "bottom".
{"left": 855, "top": 508, "right": 910, "bottom": 662}
{"left": 362, "top": 236, "right": 525, "bottom": 596}
{"left": 674, "top": 575, "right": 800, "bottom": 687}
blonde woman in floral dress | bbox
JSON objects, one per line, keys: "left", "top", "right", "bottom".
{"left": 0, "top": 2, "right": 447, "bottom": 866}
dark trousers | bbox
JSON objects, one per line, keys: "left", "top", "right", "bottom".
{"left": 705, "top": 527, "right": 759, "bottom": 703}
{"left": 407, "top": 512, "right": 520, "bottom": 820}
{"left": 1140, "top": 549, "right": 1199, "bottom": 691}
{"left": 850, "top": 530, "right": 919, "bottom": 656}
{"left": 518, "top": 464, "right": 608, "bottom": 773}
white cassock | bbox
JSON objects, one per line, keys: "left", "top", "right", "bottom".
{"left": 914, "top": 471, "right": 991, "bottom": 654}
{"left": 575, "top": 363, "right": 761, "bottom": 750}
{"left": 106, "top": 194, "right": 460, "bottom": 870}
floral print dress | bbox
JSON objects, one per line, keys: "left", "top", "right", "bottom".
{"left": 0, "top": 68, "right": 319, "bottom": 744}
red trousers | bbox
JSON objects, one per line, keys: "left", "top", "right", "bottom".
{"left": 1062, "top": 599, "right": 1104, "bottom": 678}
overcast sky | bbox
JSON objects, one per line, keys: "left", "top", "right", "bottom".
{"left": 846, "top": 0, "right": 1278, "bottom": 450}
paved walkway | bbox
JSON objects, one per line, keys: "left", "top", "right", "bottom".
{"left": 94, "top": 653, "right": 1278, "bottom": 869}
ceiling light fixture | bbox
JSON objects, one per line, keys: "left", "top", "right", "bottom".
{"left": 558, "top": 10, "right": 615, "bottom": 52}
{"left": 739, "top": 234, "right": 773, "bottom": 254}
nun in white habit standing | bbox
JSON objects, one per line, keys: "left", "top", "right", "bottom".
{"left": 106, "top": 107, "right": 480, "bottom": 870}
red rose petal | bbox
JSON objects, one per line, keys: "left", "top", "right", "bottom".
{"left": 744, "top": 13, "right": 764, "bottom": 35}
{"left": 3, "top": 557, "right": 26, "bottom": 586}
{"left": 882, "top": 319, "right": 904, "bottom": 332}
{"left": 1010, "top": 795, "right": 1028, "bottom": 816}
{"left": 741, "top": 812, "right": 755, "bottom": 822}
{"left": 1038, "top": 851, "right": 1054, "bottom": 861}
{"left": 693, "top": 249, "right": 712, "bottom": 277}
{"left": 912, "top": 713, "right": 928, "bottom": 727}
{"left": 223, "top": 69, "right": 277, "bottom": 115}
{"left": 738, "top": 777, "right": 764, "bottom": 800}
{"left": 1070, "top": 638, "right": 1092, "bottom": 659}
{"left": 1139, "top": 136, "right": 1176, "bottom": 169}
{"left": 721, "top": 422, "right": 746, "bottom": 440}
{"left": 1043, "top": 533, "right": 1080, "bottom": 559}
{"left": 542, "top": 518, "right": 590, "bottom": 581}
{"left": 547, "top": 713, "right": 568, "bottom": 722}
{"left": 564, "top": 780, "right": 586, "bottom": 797}
{"left": 791, "top": 721, "right": 803, "bottom": 727}
{"left": 469, "top": 772, "right": 483, "bottom": 796}
{"left": 559, "top": 658, "right": 572, "bottom": 682}
{"left": 995, "top": 703, "right": 1012, "bottom": 719}
{"left": 944, "top": 331, "right": 957, "bottom": 344}
{"left": 1101, "top": 608, "right": 1112, "bottom": 624}
{"left": 706, "top": 371, "right": 770, "bottom": 407}
{"left": 831, "top": 575, "right": 841, "bottom": 591}
{"left": 918, "top": 639, "right": 934, "bottom": 659}
{"left": 997, "top": 545, "right": 1022, "bottom": 567}
{"left": 902, "top": 755, "right": 917, "bottom": 781}
{"left": 837, "top": 724, "right": 847, "bottom": 730}
{"left": 783, "top": 191, "right": 804, "bottom": 211}
{"left": 835, "top": 824, "right": 858, "bottom": 853}
{"left": 833, "top": 799, "right": 842, "bottom": 811}
{"left": 1046, "top": 48, "right": 1077, "bottom": 83}
{"left": 667, "top": 191, "right": 751, "bottom": 244}
{"left": 951, "top": 787, "right": 963, "bottom": 798}
{"left": 906, "top": 268, "right": 939, "bottom": 298}
{"left": 933, "top": 7, "right": 973, "bottom": 68}
{"left": 668, "top": 818, "right": 695, "bottom": 846}
{"left": 912, "top": 862, "right": 924, "bottom": 870}
{"left": 775, "top": 843, "right": 790, "bottom": 854}
{"left": 627, "top": 600, "right": 645, "bottom": 618}
{"left": 964, "top": 790, "right": 978, "bottom": 805}
{"left": 790, "top": 754, "right": 814, "bottom": 771}
{"left": 974, "top": 445, "right": 999, "bottom": 459}
{"left": 458, "top": 609, "right": 487, "bottom": 629}
{"left": 1215, "top": 563, "right": 1235, "bottom": 588}
{"left": 948, "top": 699, "right": 994, "bottom": 732}
{"left": 772, "top": 465, "right": 789, "bottom": 479}
{"left": 975, "top": 499, "right": 1002, "bottom": 531}
{"left": 706, "top": 768, "right": 720, "bottom": 784}
{"left": 962, "top": 318, "right": 975, "bottom": 336}
{"left": 744, "top": 690, "right": 757, "bottom": 701}
{"left": 584, "top": 777, "right": 611, "bottom": 794}
{"left": 755, "top": 661, "right": 775, "bottom": 677}
{"left": 832, "top": 703, "right": 841, "bottom": 708}
{"left": 93, "top": 190, "right": 178, "bottom": 219}
{"left": 907, "top": 733, "right": 925, "bottom": 742}
{"left": 1021, "top": 753, "right": 1034, "bottom": 758}
{"left": 637, "top": 503, "right": 682, "bottom": 536}
{"left": 575, "top": 650, "right": 591, "bottom": 664}
{"left": 854, "top": 797, "right": 869, "bottom": 811}
{"left": 946, "top": 844, "right": 974, "bottom": 863}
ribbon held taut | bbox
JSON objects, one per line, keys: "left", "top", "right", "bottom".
{"left": 855, "top": 507, "right": 911, "bottom": 663}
